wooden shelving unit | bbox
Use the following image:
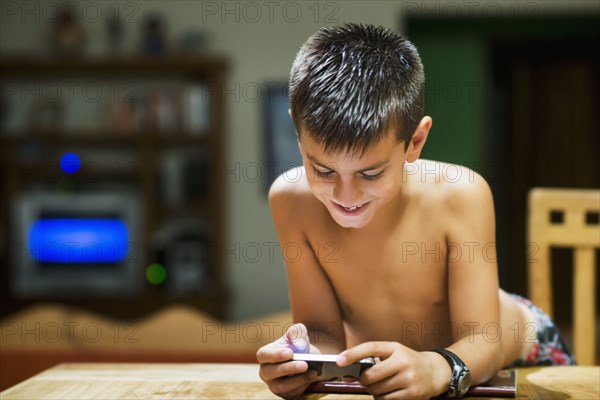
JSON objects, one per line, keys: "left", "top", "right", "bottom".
{"left": 0, "top": 56, "right": 229, "bottom": 319}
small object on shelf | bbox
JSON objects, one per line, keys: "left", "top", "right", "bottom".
{"left": 141, "top": 13, "right": 167, "bottom": 56}
{"left": 105, "top": 9, "right": 123, "bottom": 56}
{"left": 49, "top": 5, "right": 87, "bottom": 58}
{"left": 160, "top": 149, "right": 210, "bottom": 205}
{"left": 111, "top": 96, "right": 137, "bottom": 135}
{"left": 149, "top": 89, "right": 179, "bottom": 133}
{"left": 183, "top": 85, "right": 210, "bottom": 135}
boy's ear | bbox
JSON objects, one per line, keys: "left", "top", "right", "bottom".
{"left": 406, "top": 116, "right": 432, "bottom": 163}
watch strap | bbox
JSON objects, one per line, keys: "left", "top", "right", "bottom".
{"left": 428, "top": 348, "right": 471, "bottom": 399}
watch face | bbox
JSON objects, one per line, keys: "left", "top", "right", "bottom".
{"left": 457, "top": 371, "right": 472, "bottom": 395}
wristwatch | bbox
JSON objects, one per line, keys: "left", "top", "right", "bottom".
{"left": 428, "top": 348, "right": 471, "bottom": 398}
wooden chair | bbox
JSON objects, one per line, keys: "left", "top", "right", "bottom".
{"left": 527, "top": 188, "right": 600, "bottom": 365}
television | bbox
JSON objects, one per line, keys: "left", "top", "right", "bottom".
{"left": 11, "top": 192, "right": 142, "bottom": 297}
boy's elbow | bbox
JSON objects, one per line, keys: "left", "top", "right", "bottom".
{"left": 494, "top": 344, "right": 504, "bottom": 371}
{"left": 483, "top": 342, "right": 504, "bottom": 384}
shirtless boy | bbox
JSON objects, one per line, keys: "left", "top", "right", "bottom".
{"left": 257, "top": 23, "right": 574, "bottom": 400}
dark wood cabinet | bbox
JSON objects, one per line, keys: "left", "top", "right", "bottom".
{"left": 0, "top": 56, "right": 229, "bottom": 319}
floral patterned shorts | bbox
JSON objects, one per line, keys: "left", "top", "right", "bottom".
{"left": 509, "top": 293, "right": 576, "bottom": 366}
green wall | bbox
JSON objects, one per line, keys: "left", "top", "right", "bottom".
{"left": 407, "top": 17, "right": 599, "bottom": 174}
{"left": 410, "top": 33, "right": 485, "bottom": 171}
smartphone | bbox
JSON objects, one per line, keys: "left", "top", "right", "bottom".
{"left": 292, "top": 353, "right": 376, "bottom": 378}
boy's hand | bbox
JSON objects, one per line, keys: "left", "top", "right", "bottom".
{"left": 256, "top": 323, "right": 321, "bottom": 399}
{"left": 337, "top": 342, "right": 450, "bottom": 400}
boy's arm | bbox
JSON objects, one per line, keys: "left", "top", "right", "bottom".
{"left": 257, "top": 173, "right": 344, "bottom": 398}
{"left": 269, "top": 172, "right": 346, "bottom": 354}
{"left": 442, "top": 169, "right": 503, "bottom": 384}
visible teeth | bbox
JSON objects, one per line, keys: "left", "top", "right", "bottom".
{"left": 344, "top": 204, "right": 363, "bottom": 211}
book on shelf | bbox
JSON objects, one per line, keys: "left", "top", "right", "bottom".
{"left": 183, "top": 84, "right": 209, "bottom": 135}
{"left": 109, "top": 85, "right": 209, "bottom": 136}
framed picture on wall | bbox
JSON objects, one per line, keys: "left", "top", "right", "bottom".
{"left": 263, "top": 82, "right": 303, "bottom": 192}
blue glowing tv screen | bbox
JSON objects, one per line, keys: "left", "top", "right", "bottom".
{"left": 28, "top": 218, "right": 129, "bottom": 264}
{"left": 13, "top": 192, "right": 141, "bottom": 296}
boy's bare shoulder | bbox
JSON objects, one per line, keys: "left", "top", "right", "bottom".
{"left": 269, "top": 166, "right": 312, "bottom": 200}
{"left": 268, "top": 166, "right": 321, "bottom": 219}
{"left": 412, "top": 159, "right": 493, "bottom": 214}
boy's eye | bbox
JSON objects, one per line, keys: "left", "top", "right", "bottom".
{"left": 360, "top": 170, "right": 384, "bottom": 181}
{"left": 311, "top": 165, "right": 334, "bottom": 177}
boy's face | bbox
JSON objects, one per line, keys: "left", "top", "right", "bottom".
{"left": 298, "top": 129, "right": 411, "bottom": 229}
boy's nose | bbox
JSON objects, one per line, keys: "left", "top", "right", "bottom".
{"left": 333, "top": 180, "right": 362, "bottom": 206}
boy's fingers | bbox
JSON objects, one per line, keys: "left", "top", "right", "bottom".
{"left": 284, "top": 323, "right": 310, "bottom": 352}
{"left": 256, "top": 346, "right": 293, "bottom": 364}
{"left": 284, "top": 323, "right": 307, "bottom": 342}
{"left": 259, "top": 360, "right": 309, "bottom": 381}
{"left": 256, "top": 323, "right": 312, "bottom": 365}
{"left": 337, "top": 342, "right": 391, "bottom": 365}
{"left": 269, "top": 371, "right": 318, "bottom": 398}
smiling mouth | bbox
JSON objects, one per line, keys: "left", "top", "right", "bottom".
{"left": 332, "top": 201, "right": 370, "bottom": 215}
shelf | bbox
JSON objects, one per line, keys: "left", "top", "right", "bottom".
{"left": 9, "top": 163, "right": 141, "bottom": 183}
{"left": 158, "top": 135, "right": 213, "bottom": 146}
{"left": 1, "top": 132, "right": 212, "bottom": 147}
{"left": 0, "top": 55, "right": 228, "bottom": 78}
{"left": 2, "top": 133, "right": 141, "bottom": 146}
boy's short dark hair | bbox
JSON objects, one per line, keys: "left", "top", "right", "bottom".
{"left": 289, "top": 23, "right": 425, "bottom": 154}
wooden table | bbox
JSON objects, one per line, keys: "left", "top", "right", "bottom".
{"left": 1, "top": 363, "right": 598, "bottom": 399}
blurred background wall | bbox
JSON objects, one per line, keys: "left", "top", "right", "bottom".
{"left": 1, "top": 0, "right": 598, "bottom": 324}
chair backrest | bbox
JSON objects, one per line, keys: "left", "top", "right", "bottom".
{"left": 527, "top": 188, "right": 600, "bottom": 365}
